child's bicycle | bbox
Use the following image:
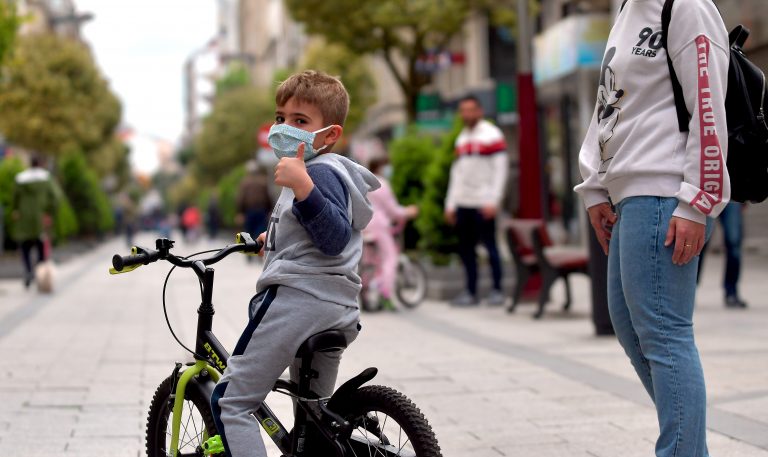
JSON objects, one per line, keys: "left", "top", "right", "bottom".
{"left": 359, "top": 222, "right": 427, "bottom": 312}
{"left": 109, "top": 234, "right": 441, "bottom": 457}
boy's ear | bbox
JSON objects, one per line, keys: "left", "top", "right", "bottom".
{"left": 323, "top": 125, "right": 343, "bottom": 145}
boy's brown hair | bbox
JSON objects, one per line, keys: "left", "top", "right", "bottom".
{"left": 276, "top": 70, "right": 350, "bottom": 126}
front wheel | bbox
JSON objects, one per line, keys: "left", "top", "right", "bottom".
{"left": 146, "top": 374, "right": 221, "bottom": 457}
{"left": 337, "top": 385, "right": 442, "bottom": 457}
{"left": 359, "top": 263, "right": 383, "bottom": 312}
{"left": 395, "top": 256, "right": 427, "bottom": 308}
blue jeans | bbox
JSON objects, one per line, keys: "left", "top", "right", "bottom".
{"left": 608, "top": 197, "right": 709, "bottom": 457}
{"left": 718, "top": 202, "right": 743, "bottom": 298}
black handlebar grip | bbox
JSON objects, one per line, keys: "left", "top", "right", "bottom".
{"left": 112, "top": 253, "right": 149, "bottom": 271}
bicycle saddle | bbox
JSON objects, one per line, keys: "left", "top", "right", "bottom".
{"left": 296, "top": 330, "right": 348, "bottom": 358}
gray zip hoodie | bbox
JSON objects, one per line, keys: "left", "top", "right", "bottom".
{"left": 256, "top": 153, "right": 380, "bottom": 308}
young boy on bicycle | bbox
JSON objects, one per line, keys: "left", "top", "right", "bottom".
{"left": 210, "top": 70, "right": 380, "bottom": 457}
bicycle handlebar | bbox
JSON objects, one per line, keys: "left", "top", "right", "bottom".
{"left": 112, "top": 249, "right": 160, "bottom": 271}
{"left": 110, "top": 232, "right": 263, "bottom": 273}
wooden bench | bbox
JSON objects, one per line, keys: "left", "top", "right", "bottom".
{"left": 505, "top": 219, "right": 590, "bottom": 319}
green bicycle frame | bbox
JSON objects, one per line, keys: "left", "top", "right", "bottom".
{"left": 169, "top": 360, "right": 220, "bottom": 457}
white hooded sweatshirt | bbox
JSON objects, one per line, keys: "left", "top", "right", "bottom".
{"left": 575, "top": 0, "right": 730, "bottom": 223}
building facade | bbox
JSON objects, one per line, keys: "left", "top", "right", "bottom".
{"left": 17, "top": 0, "right": 90, "bottom": 39}
{"left": 238, "top": 0, "right": 307, "bottom": 89}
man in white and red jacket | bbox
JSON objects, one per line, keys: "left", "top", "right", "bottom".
{"left": 575, "top": 0, "right": 729, "bottom": 455}
{"left": 445, "top": 95, "right": 508, "bottom": 306}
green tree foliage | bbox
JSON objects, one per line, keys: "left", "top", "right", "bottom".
{"left": 286, "top": 0, "right": 520, "bottom": 121}
{"left": 0, "top": 1, "right": 22, "bottom": 67}
{"left": 193, "top": 86, "right": 273, "bottom": 184}
{"left": 216, "top": 164, "right": 247, "bottom": 228}
{"left": 0, "top": 156, "right": 23, "bottom": 245}
{"left": 0, "top": 34, "right": 121, "bottom": 163}
{"left": 216, "top": 62, "right": 251, "bottom": 94}
{"left": 389, "top": 129, "right": 434, "bottom": 206}
{"left": 414, "top": 118, "right": 464, "bottom": 264}
{"left": 50, "top": 180, "right": 79, "bottom": 243}
{"left": 58, "top": 152, "right": 114, "bottom": 235}
{"left": 299, "top": 40, "right": 376, "bottom": 134}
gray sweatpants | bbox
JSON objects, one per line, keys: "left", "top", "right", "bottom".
{"left": 210, "top": 285, "right": 360, "bottom": 457}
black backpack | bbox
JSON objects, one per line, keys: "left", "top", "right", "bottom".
{"left": 660, "top": 0, "right": 768, "bottom": 203}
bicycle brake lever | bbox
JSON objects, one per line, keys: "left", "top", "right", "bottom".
{"left": 318, "top": 401, "right": 352, "bottom": 437}
{"left": 108, "top": 264, "right": 141, "bottom": 275}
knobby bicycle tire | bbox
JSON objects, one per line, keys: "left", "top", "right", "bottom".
{"left": 336, "top": 385, "right": 442, "bottom": 457}
{"left": 146, "top": 374, "right": 222, "bottom": 457}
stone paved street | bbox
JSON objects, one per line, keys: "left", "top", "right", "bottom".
{"left": 0, "top": 233, "right": 766, "bottom": 456}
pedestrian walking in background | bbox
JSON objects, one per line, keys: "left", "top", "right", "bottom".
{"left": 11, "top": 156, "right": 58, "bottom": 289}
{"left": 118, "top": 192, "right": 138, "bottom": 247}
{"left": 364, "top": 157, "right": 419, "bottom": 311}
{"left": 698, "top": 201, "right": 748, "bottom": 308}
{"left": 181, "top": 205, "right": 202, "bottom": 243}
{"left": 444, "top": 95, "right": 508, "bottom": 307}
{"left": 236, "top": 160, "right": 273, "bottom": 258}
{"left": 575, "top": 0, "right": 730, "bottom": 455}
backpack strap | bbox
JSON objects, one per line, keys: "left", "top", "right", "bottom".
{"left": 661, "top": 0, "right": 691, "bottom": 132}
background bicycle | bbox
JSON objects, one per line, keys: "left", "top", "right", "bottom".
{"left": 359, "top": 220, "right": 428, "bottom": 312}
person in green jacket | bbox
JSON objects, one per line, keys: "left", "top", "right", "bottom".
{"left": 11, "top": 156, "right": 57, "bottom": 288}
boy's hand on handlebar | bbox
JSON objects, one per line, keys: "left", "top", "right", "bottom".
{"left": 257, "top": 232, "right": 266, "bottom": 256}
{"left": 405, "top": 205, "right": 419, "bottom": 219}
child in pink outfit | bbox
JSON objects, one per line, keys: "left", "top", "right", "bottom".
{"left": 365, "top": 158, "right": 418, "bottom": 308}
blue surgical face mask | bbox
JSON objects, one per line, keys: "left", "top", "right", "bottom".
{"left": 380, "top": 164, "right": 393, "bottom": 179}
{"left": 267, "top": 124, "right": 333, "bottom": 161}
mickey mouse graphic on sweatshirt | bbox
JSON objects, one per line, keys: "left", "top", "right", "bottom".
{"left": 597, "top": 47, "right": 625, "bottom": 173}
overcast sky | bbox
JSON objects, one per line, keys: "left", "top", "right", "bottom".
{"left": 76, "top": 0, "right": 218, "bottom": 174}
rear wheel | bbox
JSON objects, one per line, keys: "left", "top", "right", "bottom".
{"left": 337, "top": 385, "right": 442, "bottom": 457}
{"left": 146, "top": 374, "right": 221, "bottom": 457}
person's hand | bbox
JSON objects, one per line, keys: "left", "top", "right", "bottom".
{"left": 665, "top": 216, "right": 705, "bottom": 265}
{"left": 405, "top": 205, "right": 419, "bottom": 220}
{"left": 234, "top": 213, "right": 244, "bottom": 226}
{"left": 256, "top": 231, "right": 267, "bottom": 256}
{"left": 444, "top": 208, "right": 456, "bottom": 226}
{"left": 274, "top": 143, "right": 313, "bottom": 200}
{"left": 480, "top": 205, "right": 497, "bottom": 220}
{"left": 587, "top": 202, "right": 617, "bottom": 255}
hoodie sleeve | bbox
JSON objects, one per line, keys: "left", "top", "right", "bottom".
{"left": 574, "top": 104, "right": 611, "bottom": 209}
{"left": 667, "top": 0, "right": 730, "bottom": 223}
{"left": 292, "top": 164, "right": 351, "bottom": 256}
